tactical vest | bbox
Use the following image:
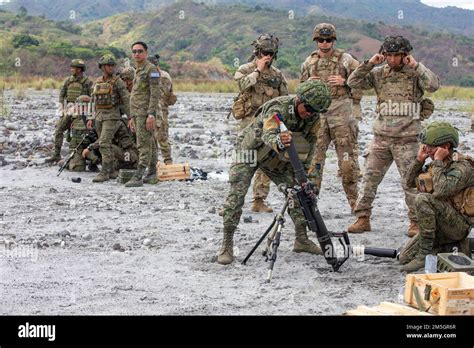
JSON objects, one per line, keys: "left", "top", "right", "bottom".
{"left": 416, "top": 154, "right": 474, "bottom": 218}
{"left": 93, "top": 77, "right": 119, "bottom": 109}
{"left": 376, "top": 65, "right": 422, "bottom": 117}
{"left": 232, "top": 68, "right": 284, "bottom": 120}
{"left": 308, "top": 49, "right": 350, "bottom": 98}
{"left": 66, "top": 76, "right": 88, "bottom": 103}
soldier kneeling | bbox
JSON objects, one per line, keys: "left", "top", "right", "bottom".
{"left": 400, "top": 122, "right": 474, "bottom": 272}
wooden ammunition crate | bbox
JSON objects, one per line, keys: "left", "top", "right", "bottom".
{"left": 404, "top": 272, "right": 474, "bottom": 315}
{"left": 345, "top": 302, "right": 433, "bottom": 316}
{"left": 156, "top": 162, "right": 190, "bottom": 181}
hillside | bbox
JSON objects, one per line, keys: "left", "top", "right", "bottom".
{"left": 2, "top": 0, "right": 473, "bottom": 36}
{"left": 82, "top": 2, "right": 474, "bottom": 84}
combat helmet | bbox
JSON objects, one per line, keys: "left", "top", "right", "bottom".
{"left": 296, "top": 80, "right": 332, "bottom": 114}
{"left": 379, "top": 35, "right": 413, "bottom": 55}
{"left": 70, "top": 59, "right": 86, "bottom": 71}
{"left": 148, "top": 54, "right": 160, "bottom": 66}
{"left": 251, "top": 34, "right": 280, "bottom": 59}
{"left": 418, "top": 121, "right": 459, "bottom": 148}
{"left": 312, "top": 23, "right": 337, "bottom": 41}
{"left": 119, "top": 66, "right": 136, "bottom": 81}
{"left": 98, "top": 54, "right": 117, "bottom": 68}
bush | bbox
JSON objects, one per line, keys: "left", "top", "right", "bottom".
{"left": 12, "top": 34, "right": 39, "bottom": 48}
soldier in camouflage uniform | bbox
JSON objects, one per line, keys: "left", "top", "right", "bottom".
{"left": 301, "top": 23, "right": 361, "bottom": 211}
{"left": 148, "top": 54, "right": 177, "bottom": 169}
{"left": 218, "top": 80, "right": 331, "bottom": 265}
{"left": 119, "top": 66, "right": 135, "bottom": 93}
{"left": 125, "top": 41, "right": 163, "bottom": 187}
{"left": 67, "top": 95, "right": 99, "bottom": 172}
{"left": 346, "top": 36, "right": 440, "bottom": 236}
{"left": 46, "top": 59, "right": 93, "bottom": 163}
{"left": 400, "top": 122, "right": 474, "bottom": 272}
{"left": 231, "top": 34, "right": 289, "bottom": 213}
{"left": 86, "top": 54, "right": 130, "bottom": 183}
{"left": 83, "top": 121, "right": 138, "bottom": 171}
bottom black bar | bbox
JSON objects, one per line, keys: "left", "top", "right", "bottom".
{"left": 0, "top": 315, "right": 473, "bottom": 346}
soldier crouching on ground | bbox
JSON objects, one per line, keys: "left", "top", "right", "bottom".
{"left": 399, "top": 122, "right": 474, "bottom": 272}
{"left": 217, "top": 80, "right": 332, "bottom": 265}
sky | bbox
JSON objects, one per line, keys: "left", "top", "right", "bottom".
{"left": 421, "top": 0, "right": 474, "bottom": 10}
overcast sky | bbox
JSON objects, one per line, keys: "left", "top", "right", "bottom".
{"left": 421, "top": 0, "right": 474, "bottom": 10}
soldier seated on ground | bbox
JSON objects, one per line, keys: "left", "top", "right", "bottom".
{"left": 399, "top": 122, "right": 474, "bottom": 272}
{"left": 82, "top": 121, "right": 138, "bottom": 173}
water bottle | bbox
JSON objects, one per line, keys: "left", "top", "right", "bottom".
{"left": 424, "top": 254, "right": 437, "bottom": 273}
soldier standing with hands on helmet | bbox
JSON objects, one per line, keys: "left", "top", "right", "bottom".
{"left": 347, "top": 35, "right": 440, "bottom": 236}
{"left": 231, "top": 34, "right": 289, "bottom": 213}
{"left": 86, "top": 54, "right": 130, "bottom": 183}
{"left": 217, "top": 80, "right": 331, "bottom": 265}
{"left": 400, "top": 122, "right": 474, "bottom": 272}
{"left": 301, "top": 23, "right": 361, "bottom": 212}
{"left": 46, "top": 59, "right": 93, "bottom": 163}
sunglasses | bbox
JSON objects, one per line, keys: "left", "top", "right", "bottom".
{"left": 132, "top": 49, "right": 145, "bottom": 54}
{"left": 304, "top": 103, "right": 317, "bottom": 114}
{"left": 317, "top": 38, "right": 333, "bottom": 43}
{"left": 261, "top": 50, "right": 275, "bottom": 57}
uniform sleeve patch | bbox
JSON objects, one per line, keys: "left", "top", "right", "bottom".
{"left": 150, "top": 72, "right": 161, "bottom": 78}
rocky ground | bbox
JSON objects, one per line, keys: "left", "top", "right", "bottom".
{"left": 0, "top": 90, "right": 473, "bottom": 315}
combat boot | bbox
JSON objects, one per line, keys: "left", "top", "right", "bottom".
{"left": 217, "top": 227, "right": 234, "bottom": 265}
{"left": 293, "top": 227, "right": 322, "bottom": 255}
{"left": 109, "top": 170, "right": 119, "bottom": 180}
{"left": 347, "top": 216, "right": 371, "bottom": 233}
{"left": 251, "top": 199, "right": 273, "bottom": 213}
{"left": 407, "top": 220, "right": 419, "bottom": 237}
{"left": 45, "top": 148, "right": 61, "bottom": 163}
{"left": 125, "top": 166, "right": 145, "bottom": 187}
{"left": 143, "top": 167, "right": 158, "bottom": 184}
{"left": 401, "top": 256, "right": 425, "bottom": 272}
{"left": 92, "top": 163, "right": 111, "bottom": 183}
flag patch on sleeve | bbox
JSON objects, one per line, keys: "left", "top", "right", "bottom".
{"left": 150, "top": 72, "right": 161, "bottom": 78}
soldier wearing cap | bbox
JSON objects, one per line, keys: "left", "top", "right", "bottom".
{"left": 399, "top": 121, "right": 474, "bottom": 272}
{"left": 301, "top": 23, "right": 362, "bottom": 212}
{"left": 347, "top": 35, "right": 440, "bottom": 236}
{"left": 46, "top": 59, "right": 93, "bottom": 163}
{"left": 230, "top": 34, "right": 289, "bottom": 213}
{"left": 86, "top": 54, "right": 130, "bottom": 183}
{"left": 217, "top": 80, "right": 331, "bottom": 265}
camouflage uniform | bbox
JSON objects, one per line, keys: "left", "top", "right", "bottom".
{"left": 232, "top": 34, "right": 289, "bottom": 207}
{"left": 218, "top": 80, "right": 332, "bottom": 265}
{"left": 399, "top": 122, "right": 473, "bottom": 272}
{"left": 150, "top": 69, "right": 176, "bottom": 165}
{"left": 89, "top": 55, "right": 131, "bottom": 181}
{"left": 49, "top": 60, "right": 93, "bottom": 161}
{"left": 347, "top": 37, "right": 440, "bottom": 232}
{"left": 301, "top": 40, "right": 361, "bottom": 210}
{"left": 125, "top": 60, "right": 163, "bottom": 187}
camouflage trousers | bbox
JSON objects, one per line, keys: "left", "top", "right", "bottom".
{"left": 311, "top": 118, "right": 360, "bottom": 208}
{"left": 240, "top": 116, "right": 271, "bottom": 201}
{"left": 68, "top": 129, "right": 88, "bottom": 171}
{"left": 399, "top": 193, "right": 471, "bottom": 263}
{"left": 151, "top": 110, "right": 172, "bottom": 164}
{"left": 95, "top": 119, "right": 121, "bottom": 169}
{"left": 53, "top": 114, "right": 73, "bottom": 151}
{"left": 354, "top": 134, "right": 418, "bottom": 221}
{"left": 136, "top": 116, "right": 157, "bottom": 170}
{"left": 223, "top": 161, "right": 306, "bottom": 236}
{"left": 113, "top": 144, "right": 138, "bottom": 170}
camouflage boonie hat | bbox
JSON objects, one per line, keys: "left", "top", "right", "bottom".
{"left": 379, "top": 35, "right": 413, "bottom": 54}
{"left": 418, "top": 121, "right": 459, "bottom": 148}
{"left": 119, "top": 67, "right": 135, "bottom": 80}
{"left": 252, "top": 34, "right": 280, "bottom": 53}
{"left": 98, "top": 54, "right": 117, "bottom": 68}
{"left": 148, "top": 54, "right": 160, "bottom": 66}
{"left": 312, "top": 23, "right": 337, "bottom": 41}
{"left": 70, "top": 59, "right": 86, "bottom": 70}
{"left": 296, "top": 80, "right": 332, "bottom": 114}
